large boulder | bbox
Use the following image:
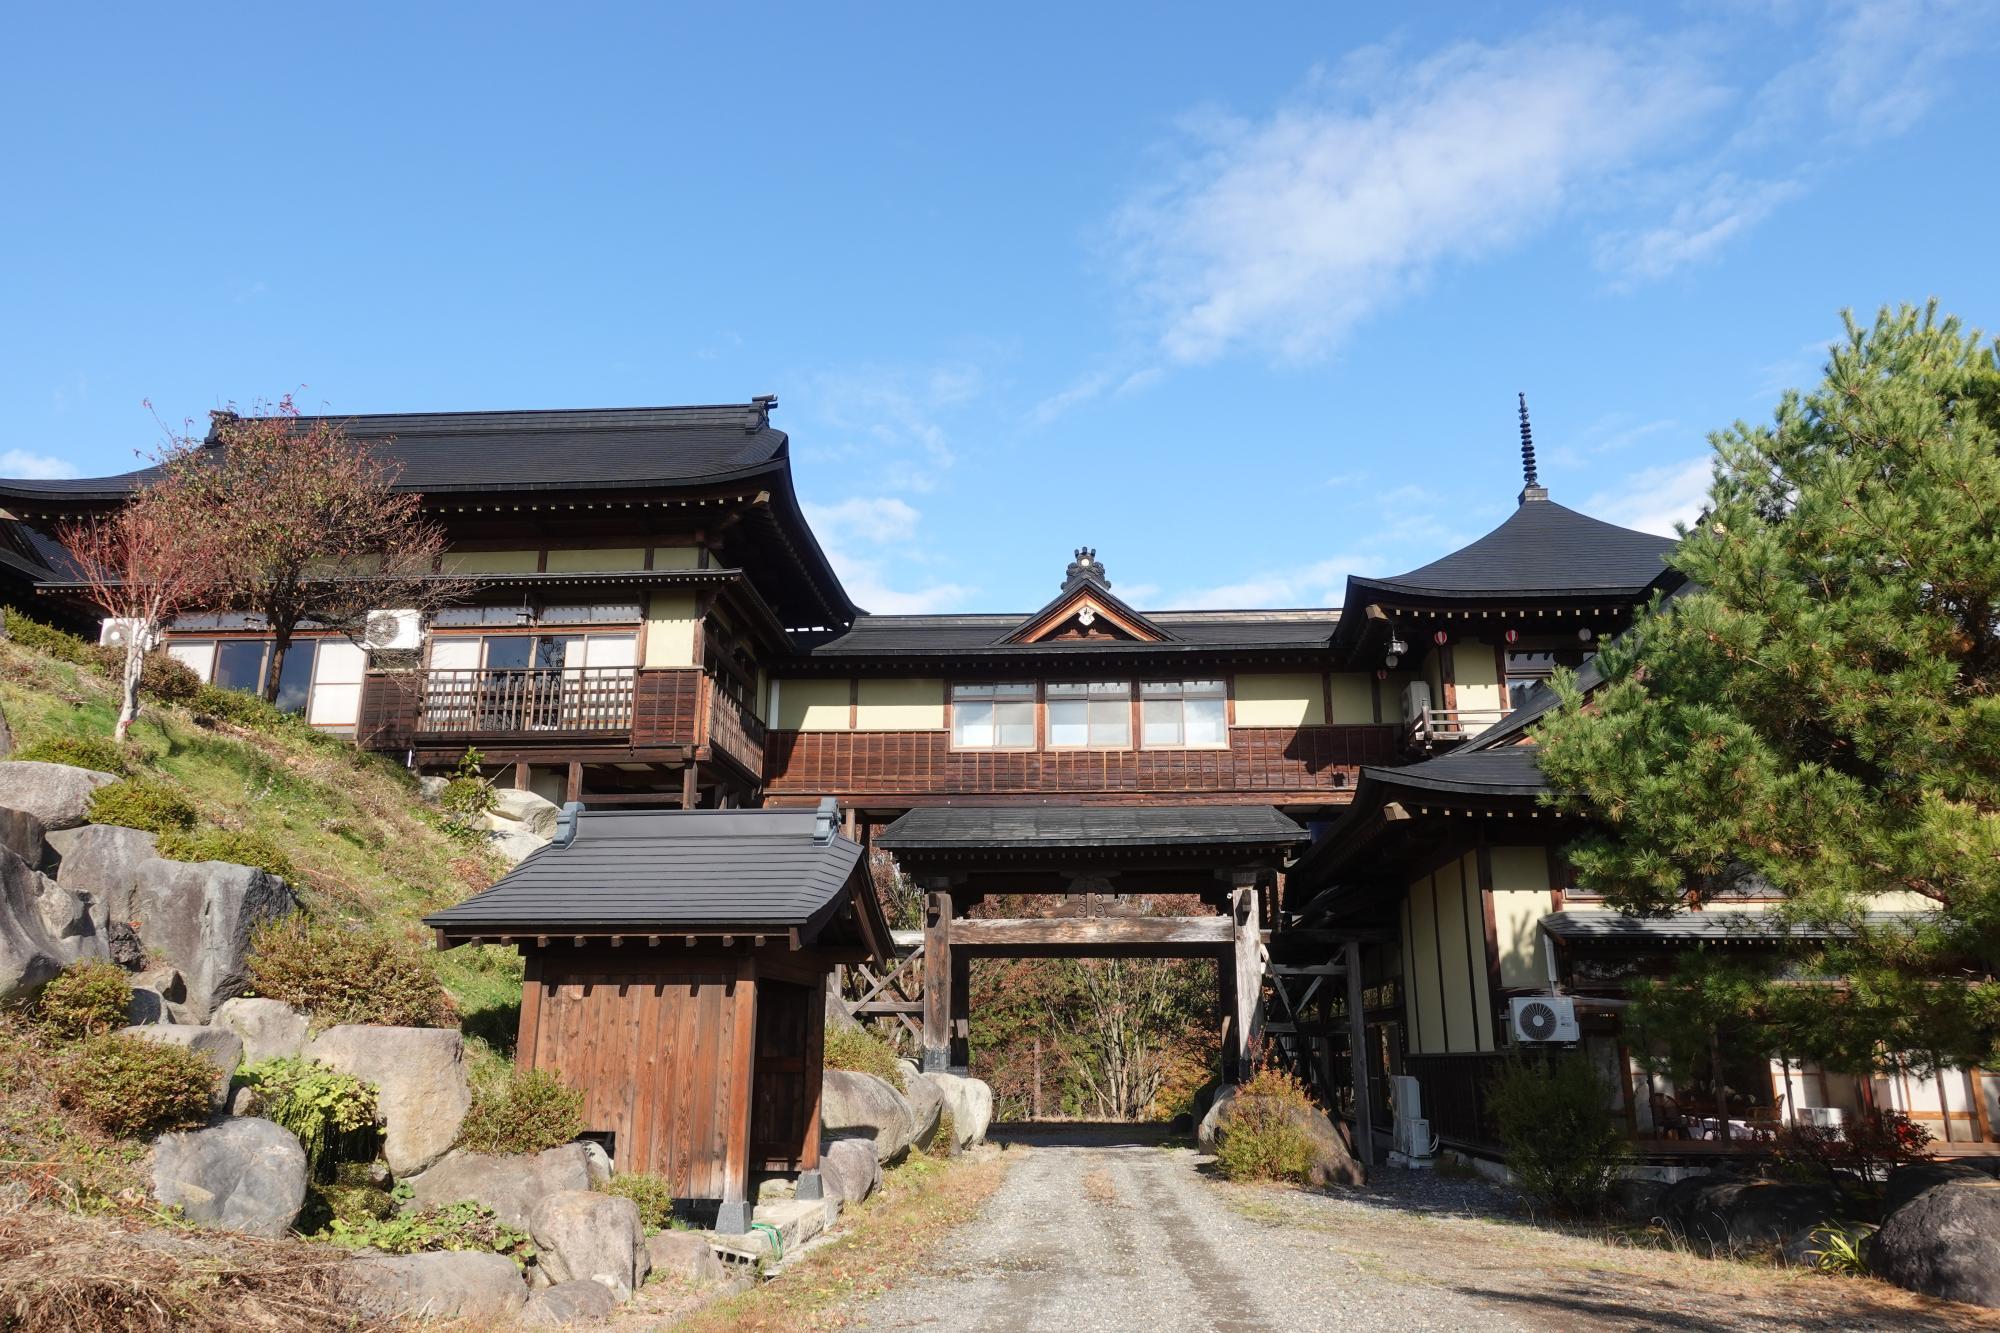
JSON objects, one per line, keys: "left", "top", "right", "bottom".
{"left": 820, "top": 1137, "right": 881, "bottom": 1207}
{"left": 523, "top": 1278, "right": 620, "bottom": 1325}
{"left": 918, "top": 1072, "right": 994, "bottom": 1149}
{"left": 0, "top": 762, "right": 116, "bottom": 830}
{"left": 303, "top": 1025, "right": 471, "bottom": 1175}
{"left": 51, "top": 824, "right": 296, "bottom": 1020}
{"left": 341, "top": 1250, "right": 528, "bottom": 1320}
{"left": 1872, "top": 1174, "right": 2000, "bottom": 1307}
{"left": 901, "top": 1069, "right": 945, "bottom": 1151}
{"left": 646, "top": 1230, "right": 726, "bottom": 1283}
{"left": 121, "top": 1022, "right": 244, "bottom": 1108}
{"left": 210, "top": 997, "right": 308, "bottom": 1064}
{"left": 1197, "top": 1085, "right": 1240, "bottom": 1151}
{"left": 1885, "top": 1161, "right": 1990, "bottom": 1217}
{"left": 529, "top": 1190, "right": 649, "bottom": 1300}
{"left": 486, "top": 826, "right": 549, "bottom": 866}
{"left": 32, "top": 873, "right": 106, "bottom": 966}
{"left": 488, "top": 787, "right": 561, "bottom": 839}
{"left": 0, "top": 844, "right": 65, "bottom": 1001}
{"left": 0, "top": 806, "right": 48, "bottom": 868}
{"left": 402, "top": 1143, "right": 596, "bottom": 1231}
{"left": 1658, "top": 1174, "right": 1845, "bottom": 1249}
{"left": 1210, "top": 1093, "right": 1367, "bottom": 1189}
{"left": 821, "top": 1070, "right": 918, "bottom": 1162}
{"left": 150, "top": 1117, "right": 307, "bottom": 1239}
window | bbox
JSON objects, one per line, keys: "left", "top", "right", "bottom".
{"left": 272, "top": 641, "right": 318, "bottom": 715}
{"left": 1140, "top": 679, "right": 1226, "bottom": 747}
{"left": 951, "top": 682, "right": 1035, "bottom": 749}
{"left": 1047, "top": 680, "right": 1131, "bottom": 748}
{"left": 1503, "top": 650, "right": 1590, "bottom": 710}
{"left": 213, "top": 640, "right": 270, "bottom": 695}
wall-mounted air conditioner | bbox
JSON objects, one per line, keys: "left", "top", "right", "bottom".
{"left": 1508, "top": 994, "right": 1580, "bottom": 1045}
{"left": 98, "top": 617, "right": 155, "bottom": 651}
{"left": 1402, "top": 681, "right": 1431, "bottom": 722}
{"left": 361, "top": 609, "right": 422, "bottom": 651}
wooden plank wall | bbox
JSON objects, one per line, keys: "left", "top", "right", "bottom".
{"left": 355, "top": 674, "right": 419, "bottom": 750}
{"left": 763, "top": 724, "right": 1397, "bottom": 796}
{"left": 631, "top": 669, "right": 704, "bottom": 747}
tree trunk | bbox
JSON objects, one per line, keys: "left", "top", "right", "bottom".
{"left": 116, "top": 630, "right": 146, "bottom": 742}
{"left": 263, "top": 622, "right": 292, "bottom": 704}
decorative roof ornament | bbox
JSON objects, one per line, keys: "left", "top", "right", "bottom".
{"left": 1062, "top": 546, "right": 1110, "bottom": 591}
{"left": 1518, "top": 392, "right": 1547, "bottom": 505}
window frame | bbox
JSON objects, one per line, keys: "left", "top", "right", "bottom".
{"left": 1137, "top": 678, "right": 1230, "bottom": 750}
{"left": 948, "top": 680, "right": 1039, "bottom": 752}
{"left": 1044, "top": 679, "right": 1135, "bottom": 750}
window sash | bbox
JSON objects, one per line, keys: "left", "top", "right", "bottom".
{"left": 950, "top": 691, "right": 1035, "bottom": 749}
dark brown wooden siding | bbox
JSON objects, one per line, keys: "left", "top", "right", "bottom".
{"left": 633, "top": 668, "right": 703, "bottom": 747}
{"left": 356, "top": 673, "right": 419, "bottom": 751}
{"left": 762, "top": 724, "right": 1397, "bottom": 798}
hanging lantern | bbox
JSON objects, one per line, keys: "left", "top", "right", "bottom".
{"left": 1503, "top": 628, "right": 1519, "bottom": 645}
{"left": 1433, "top": 630, "right": 1449, "bottom": 646}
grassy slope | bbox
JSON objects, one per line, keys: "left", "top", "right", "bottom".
{"left": 0, "top": 637, "right": 522, "bottom": 1046}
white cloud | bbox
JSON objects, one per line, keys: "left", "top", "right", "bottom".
{"left": 1595, "top": 175, "right": 1803, "bottom": 286}
{"left": 800, "top": 364, "right": 983, "bottom": 488}
{"left": 1172, "top": 554, "right": 1377, "bottom": 610}
{"left": 1114, "top": 26, "right": 1726, "bottom": 363}
{"left": 0, "top": 449, "right": 78, "bottom": 480}
{"left": 1583, "top": 457, "right": 1714, "bottom": 538}
{"left": 1748, "top": 0, "right": 1993, "bottom": 146}
{"left": 804, "top": 494, "right": 975, "bottom": 615}
{"left": 1027, "top": 364, "right": 1165, "bottom": 427}
{"left": 803, "top": 496, "right": 922, "bottom": 547}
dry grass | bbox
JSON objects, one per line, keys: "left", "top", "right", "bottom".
{"left": 671, "top": 1149, "right": 1014, "bottom": 1331}
{"left": 0, "top": 1197, "right": 372, "bottom": 1333}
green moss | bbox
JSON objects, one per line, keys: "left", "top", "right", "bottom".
{"left": 155, "top": 827, "right": 294, "bottom": 879}
{"left": 599, "top": 1172, "right": 675, "bottom": 1233}
{"left": 457, "top": 1068, "right": 585, "bottom": 1155}
{"left": 824, "top": 1023, "right": 908, "bottom": 1092}
{"left": 86, "top": 778, "right": 198, "bottom": 835}
{"left": 12, "top": 735, "right": 129, "bottom": 775}
{"left": 34, "top": 961, "right": 132, "bottom": 1040}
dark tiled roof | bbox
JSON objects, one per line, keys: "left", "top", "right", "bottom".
{"left": 801, "top": 608, "right": 1339, "bottom": 658}
{"left": 874, "top": 804, "right": 1308, "bottom": 851}
{"left": 0, "top": 402, "right": 789, "bottom": 501}
{"left": 1359, "top": 745, "right": 1550, "bottom": 797}
{"left": 423, "top": 807, "right": 863, "bottom": 933}
{"left": 1542, "top": 909, "right": 1925, "bottom": 942}
{"left": 1360, "top": 497, "right": 1675, "bottom": 599}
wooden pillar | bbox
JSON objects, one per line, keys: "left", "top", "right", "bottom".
{"left": 922, "top": 889, "right": 952, "bottom": 1073}
{"left": 716, "top": 957, "right": 760, "bottom": 1233}
{"left": 1230, "top": 883, "right": 1263, "bottom": 1078}
{"left": 512, "top": 759, "right": 529, "bottom": 791}
{"left": 795, "top": 972, "right": 827, "bottom": 1201}
{"left": 681, "top": 763, "right": 699, "bottom": 810}
{"left": 564, "top": 760, "right": 582, "bottom": 804}
{"left": 949, "top": 947, "right": 971, "bottom": 1073}
{"left": 514, "top": 950, "right": 544, "bottom": 1072}
{"left": 1345, "top": 939, "right": 1376, "bottom": 1167}
{"left": 1217, "top": 953, "right": 1238, "bottom": 1082}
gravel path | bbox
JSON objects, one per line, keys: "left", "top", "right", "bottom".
{"left": 850, "top": 1126, "right": 1992, "bottom": 1333}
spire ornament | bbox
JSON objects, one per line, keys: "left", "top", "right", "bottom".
{"left": 1517, "top": 392, "right": 1548, "bottom": 504}
{"left": 1062, "top": 546, "right": 1110, "bottom": 592}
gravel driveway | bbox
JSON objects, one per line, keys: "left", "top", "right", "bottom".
{"left": 850, "top": 1125, "right": 1992, "bottom": 1332}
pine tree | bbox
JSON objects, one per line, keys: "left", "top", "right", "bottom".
{"left": 1535, "top": 302, "right": 2000, "bottom": 1077}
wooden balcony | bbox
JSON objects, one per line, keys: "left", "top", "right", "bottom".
{"left": 705, "top": 679, "right": 767, "bottom": 779}
{"left": 1406, "top": 707, "right": 1508, "bottom": 749}
{"left": 418, "top": 667, "right": 636, "bottom": 735}
{"left": 358, "top": 666, "right": 704, "bottom": 756}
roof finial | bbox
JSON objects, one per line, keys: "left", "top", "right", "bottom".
{"left": 1517, "top": 392, "right": 1547, "bottom": 504}
{"left": 1062, "top": 546, "right": 1109, "bottom": 591}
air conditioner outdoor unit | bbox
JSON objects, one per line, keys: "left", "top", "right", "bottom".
{"left": 1393, "top": 1116, "right": 1436, "bottom": 1159}
{"left": 98, "top": 617, "right": 154, "bottom": 651}
{"left": 1402, "top": 681, "right": 1431, "bottom": 722}
{"left": 361, "top": 609, "right": 421, "bottom": 651}
{"left": 1508, "top": 994, "right": 1580, "bottom": 1045}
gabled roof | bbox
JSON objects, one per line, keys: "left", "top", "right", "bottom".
{"left": 1354, "top": 496, "right": 1675, "bottom": 601}
{"left": 423, "top": 805, "right": 887, "bottom": 955}
{"left": 795, "top": 608, "right": 1337, "bottom": 661}
{"left": 1355, "top": 745, "right": 1550, "bottom": 798}
{"left": 875, "top": 804, "right": 1308, "bottom": 852}
{"left": 999, "top": 568, "right": 1176, "bottom": 645}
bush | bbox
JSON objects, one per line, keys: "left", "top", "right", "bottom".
{"left": 85, "top": 778, "right": 198, "bottom": 835}
{"left": 5, "top": 613, "right": 101, "bottom": 667}
{"left": 600, "top": 1172, "right": 675, "bottom": 1233}
{"left": 136, "top": 650, "right": 203, "bottom": 702}
{"left": 298, "top": 1159, "right": 397, "bottom": 1236}
{"left": 235, "top": 1057, "right": 379, "bottom": 1181}
{"left": 457, "top": 1067, "right": 586, "bottom": 1155}
{"left": 54, "top": 1033, "right": 216, "bottom": 1138}
{"left": 156, "top": 827, "right": 294, "bottom": 879}
{"left": 1771, "top": 1108, "right": 1933, "bottom": 1186}
{"left": 1487, "top": 1055, "right": 1628, "bottom": 1216}
{"left": 327, "top": 1200, "right": 535, "bottom": 1270}
{"left": 13, "top": 735, "right": 129, "bottom": 775}
{"left": 246, "top": 917, "right": 457, "bottom": 1028}
{"left": 824, "top": 1023, "right": 907, "bottom": 1092}
{"left": 1214, "top": 1068, "right": 1321, "bottom": 1184}
{"left": 34, "top": 960, "right": 132, "bottom": 1040}
{"left": 435, "top": 748, "right": 497, "bottom": 835}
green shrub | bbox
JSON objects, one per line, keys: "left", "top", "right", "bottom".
{"left": 436, "top": 748, "right": 497, "bottom": 835}
{"left": 156, "top": 827, "right": 294, "bottom": 879}
{"left": 1487, "top": 1055, "right": 1628, "bottom": 1216}
{"left": 327, "top": 1200, "right": 535, "bottom": 1270}
{"left": 929, "top": 1108, "right": 957, "bottom": 1159}
{"left": 85, "top": 779, "right": 198, "bottom": 835}
{"left": 34, "top": 961, "right": 133, "bottom": 1040}
{"left": 136, "top": 650, "right": 202, "bottom": 702}
{"left": 5, "top": 613, "right": 101, "bottom": 668}
{"left": 189, "top": 681, "right": 276, "bottom": 727}
{"left": 235, "top": 1057, "right": 379, "bottom": 1180}
{"left": 13, "top": 735, "right": 130, "bottom": 776}
{"left": 54, "top": 1033, "right": 216, "bottom": 1138}
{"left": 457, "top": 1067, "right": 585, "bottom": 1155}
{"left": 824, "top": 1023, "right": 907, "bottom": 1092}
{"left": 298, "top": 1159, "right": 397, "bottom": 1236}
{"left": 600, "top": 1172, "right": 675, "bottom": 1233}
{"left": 1214, "top": 1100, "right": 1317, "bottom": 1184}
{"left": 246, "top": 917, "right": 457, "bottom": 1028}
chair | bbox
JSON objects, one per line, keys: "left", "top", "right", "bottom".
{"left": 1650, "top": 1093, "right": 1689, "bottom": 1141}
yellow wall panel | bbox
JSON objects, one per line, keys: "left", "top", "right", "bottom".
{"left": 855, "top": 678, "right": 945, "bottom": 730}
{"left": 545, "top": 548, "right": 646, "bottom": 572}
{"left": 1452, "top": 637, "right": 1507, "bottom": 715}
{"left": 1407, "top": 874, "right": 1447, "bottom": 1055}
{"left": 1327, "top": 673, "right": 1376, "bottom": 723}
{"left": 446, "top": 550, "right": 539, "bottom": 574}
{"left": 652, "top": 546, "right": 703, "bottom": 570}
{"left": 1433, "top": 860, "right": 1479, "bottom": 1052}
{"left": 1232, "top": 673, "right": 1325, "bottom": 727}
{"left": 774, "top": 678, "right": 851, "bottom": 731}
{"left": 1490, "top": 845, "right": 1555, "bottom": 989}
{"left": 643, "top": 592, "right": 699, "bottom": 668}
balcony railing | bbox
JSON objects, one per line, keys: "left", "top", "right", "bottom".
{"left": 706, "top": 679, "right": 767, "bottom": 777}
{"left": 419, "top": 667, "right": 636, "bottom": 735}
{"left": 1407, "top": 706, "right": 1508, "bottom": 748}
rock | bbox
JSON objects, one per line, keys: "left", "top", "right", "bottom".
{"left": 52, "top": 824, "right": 297, "bottom": 1020}
{"left": 820, "top": 1137, "right": 881, "bottom": 1207}
{"left": 341, "top": 1250, "right": 528, "bottom": 1320}
{"left": 127, "top": 986, "right": 168, "bottom": 1025}
{"left": 580, "top": 1139, "right": 613, "bottom": 1188}
{"left": 646, "top": 1230, "right": 726, "bottom": 1283}
{"left": 403, "top": 1143, "right": 596, "bottom": 1231}
{"left": 0, "top": 762, "right": 117, "bottom": 830}
{"left": 529, "top": 1190, "right": 649, "bottom": 1300}
{"left": 1197, "top": 1085, "right": 1240, "bottom": 1151}
{"left": 0, "top": 806, "right": 47, "bottom": 868}
{"left": 488, "top": 787, "right": 561, "bottom": 839}
{"left": 485, "top": 826, "right": 549, "bottom": 866}
{"left": 121, "top": 1022, "right": 243, "bottom": 1107}
{"left": 523, "top": 1278, "right": 620, "bottom": 1325}
{"left": 1885, "top": 1161, "right": 1990, "bottom": 1217}
{"left": 824, "top": 975, "right": 861, "bottom": 1033}
{"left": 918, "top": 1072, "right": 993, "bottom": 1149}
{"left": 0, "top": 844, "right": 64, "bottom": 1001}
{"left": 1659, "top": 1174, "right": 1845, "bottom": 1249}
{"left": 821, "top": 1070, "right": 918, "bottom": 1162}
{"left": 1211, "top": 1094, "right": 1367, "bottom": 1189}
{"left": 417, "top": 774, "right": 450, "bottom": 803}
{"left": 901, "top": 1070, "right": 944, "bottom": 1150}
{"left": 133, "top": 965, "right": 187, "bottom": 1002}
{"left": 32, "top": 874, "right": 105, "bottom": 965}
{"left": 150, "top": 1117, "right": 307, "bottom": 1239}
{"left": 104, "top": 920, "right": 144, "bottom": 968}
{"left": 303, "top": 1025, "right": 471, "bottom": 1176}
{"left": 1872, "top": 1174, "right": 2000, "bottom": 1307}
{"left": 227, "top": 1084, "right": 261, "bottom": 1117}
{"left": 210, "top": 997, "right": 308, "bottom": 1064}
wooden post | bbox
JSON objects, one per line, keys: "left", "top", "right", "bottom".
{"left": 949, "top": 947, "right": 971, "bottom": 1073}
{"left": 681, "top": 763, "right": 699, "bottom": 810}
{"left": 1217, "top": 953, "right": 1237, "bottom": 1082}
{"left": 795, "top": 973, "right": 827, "bottom": 1201}
{"left": 716, "top": 958, "right": 760, "bottom": 1234}
{"left": 564, "top": 760, "right": 582, "bottom": 804}
{"left": 512, "top": 759, "right": 529, "bottom": 791}
{"left": 1230, "top": 884, "right": 1263, "bottom": 1077}
{"left": 515, "top": 950, "right": 544, "bottom": 1071}
{"left": 922, "top": 889, "right": 951, "bottom": 1073}
{"left": 1345, "top": 939, "right": 1375, "bottom": 1167}
{"left": 1032, "top": 1037, "right": 1043, "bottom": 1119}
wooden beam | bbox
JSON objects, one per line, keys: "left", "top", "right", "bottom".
{"left": 948, "top": 915, "right": 1233, "bottom": 950}
{"left": 1346, "top": 938, "right": 1375, "bottom": 1168}
{"left": 514, "top": 951, "right": 543, "bottom": 1072}
{"left": 1232, "top": 886, "right": 1263, "bottom": 1078}
{"left": 717, "top": 957, "right": 760, "bottom": 1232}
{"left": 921, "top": 891, "right": 951, "bottom": 1073}
{"left": 949, "top": 946, "right": 971, "bottom": 1072}
{"left": 564, "top": 761, "right": 582, "bottom": 804}
{"left": 800, "top": 975, "right": 825, "bottom": 1174}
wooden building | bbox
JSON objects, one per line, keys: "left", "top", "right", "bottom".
{"left": 424, "top": 799, "right": 889, "bottom": 1227}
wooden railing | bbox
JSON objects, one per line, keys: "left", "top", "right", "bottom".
{"left": 1407, "top": 707, "right": 1508, "bottom": 747}
{"left": 706, "top": 680, "right": 767, "bottom": 778}
{"left": 418, "top": 667, "right": 636, "bottom": 734}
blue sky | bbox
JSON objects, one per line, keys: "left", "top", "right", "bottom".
{"left": 5, "top": 3, "right": 1997, "bottom": 615}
